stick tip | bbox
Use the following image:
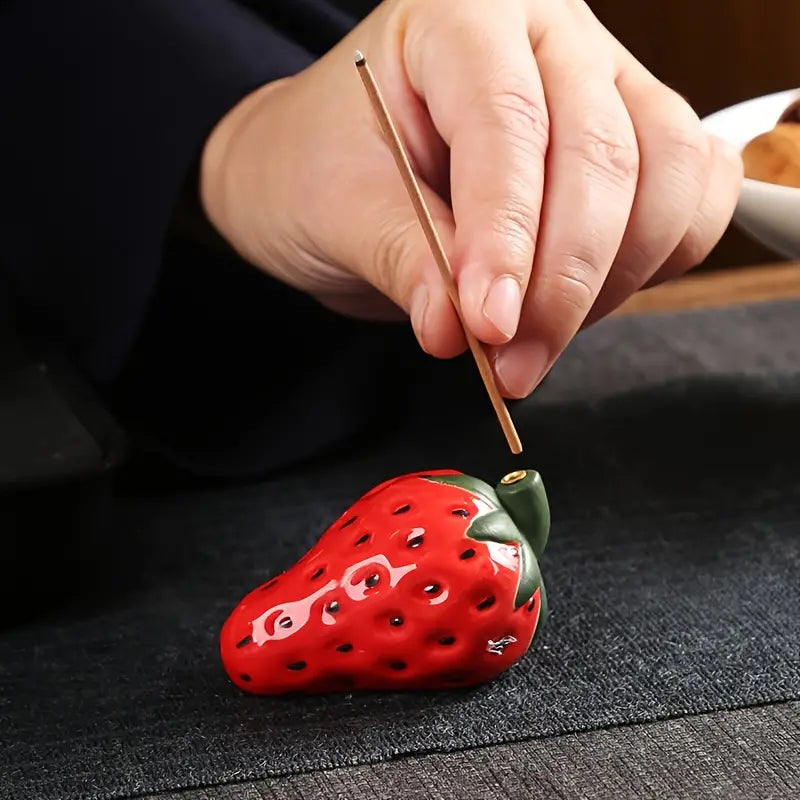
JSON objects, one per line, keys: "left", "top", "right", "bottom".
{"left": 354, "top": 49, "right": 365, "bottom": 66}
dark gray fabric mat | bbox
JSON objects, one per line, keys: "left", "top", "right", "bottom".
{"left": 142, "top": 701, "right": 800, "bottom": 800}
{"left": 2, "top": 299, "right": 800, "bottom": 800}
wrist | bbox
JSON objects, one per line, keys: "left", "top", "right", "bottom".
{"left": 199, "top": 78, "right": 292, "bottom": 258}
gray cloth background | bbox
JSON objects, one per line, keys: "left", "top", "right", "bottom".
{"left": 1, "top": 298, "right": 799, "bottom": 800}
{"left": 144, "top": 701, "right": 800, "bottom": 800}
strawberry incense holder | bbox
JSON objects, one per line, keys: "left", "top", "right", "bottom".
{"left": 221, "top": 56, "right": 556, "bottom": 696}
{"left": 220, "top": 468, "right": 550, "bottom": 695}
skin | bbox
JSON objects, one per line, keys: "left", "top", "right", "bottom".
{"left": 200, "top": 0, "right": 743, "bottom": 399}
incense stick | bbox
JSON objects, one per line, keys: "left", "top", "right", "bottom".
{"left": 354, "top": 50, "right": 523, "bottom": 455}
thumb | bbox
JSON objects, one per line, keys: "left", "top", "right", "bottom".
{"left": 330, "top": 165, "right": 466, "bottom": 359}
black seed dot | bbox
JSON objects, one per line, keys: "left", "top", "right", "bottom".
{"left": 337, "top": 643, "right": 353, "bottom": 652}
{"left": 240, "top": 674, "right": 251, "bottom": 682}
{"left": 389, "top": 616, "right": 403, "bottom": 627}
{"left": 393, "top": 504, "right": 411, "bottom": 515}
{"left": 419, "top": 474, "right": 433, "bottom": 479}
{"left": 438, "top": 635, "right": 456, "bottom": 646}
{"left": 365, "top": 573, "right": 379, "bottom": 588}
{"left": 261, "top": 579, "right": 278, "bottom": 591}
{"left": 460, "top": 548, "right": 476, "bottom": 560}
{"left": 528, "top": 597, "right": 537, "bottom": 612}
{"left": 407, "top": 534, "right": 424, "bottom": 549}
{"left": 287, "top": 661, "right": 307, "bottom": 671}
{"left": 452, "top": 509, "right": 470, "bottom": 518}
{"left": 424, "top": 583, "right": 441, "bottom": 594}
{"left": 279, "top": 617, "right": 293, "bottom": 628}
{"left": 389, "top": 660, "right": 407, "bottom": 670}
{"left": 311, "top": 567, "right": 324, "bottom": 580}
{"left": 477, "top": 595, "right": 496, "bottom": 611}
{"left": 341, "top": 516, "right": 357, "bottom": 529}
{"left": 326, "top": 601, "right": 340, "bottom": 614}
{"left": 355, "top": 533, "right": 370, "bottom": 546}
{"left": 236, "top": 636, "right": 252, "bottom": 649}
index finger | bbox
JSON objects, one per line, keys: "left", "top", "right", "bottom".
{"left": 402, "top": 0, "right": 548, "bottom": 345}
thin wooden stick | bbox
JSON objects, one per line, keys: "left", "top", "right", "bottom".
{"left": 354, "top": 50, "right": 523, "bottom": 455}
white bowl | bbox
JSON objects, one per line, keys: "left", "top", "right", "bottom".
{"left": 701, "top": 87, "right": 800, "bottom": 260}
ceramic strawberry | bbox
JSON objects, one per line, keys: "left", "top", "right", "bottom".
{"left": 219, "top": 468, "right": 550, "bottom": 695}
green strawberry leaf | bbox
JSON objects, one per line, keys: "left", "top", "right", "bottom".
{"left": 494, "top": 470, "right": 550, "bottom": 560}
{"left": 421, "top": 472, "right": 498, "bottom": 505}
{"left": 465, "top": 508, "right": 543, "bottom": 609}
{"left": 423, "top": 470, "right": 550, "bottom": 609}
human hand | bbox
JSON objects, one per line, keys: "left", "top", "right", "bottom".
{"left": 200, "top": 0, "right": 742, "bottom": 398}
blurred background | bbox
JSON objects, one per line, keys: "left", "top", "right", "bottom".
{"left": 586, "top": 0, "right": 800, "bottom": 270}
{"left": 346, "top": 0, "right": 800, "bottom": 270}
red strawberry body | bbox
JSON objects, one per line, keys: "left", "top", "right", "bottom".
{"left": 220, "top": 468, "right": 550, "bottom": 695}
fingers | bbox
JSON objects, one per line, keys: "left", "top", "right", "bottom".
{"left": 402, "top": 0, "right": 548, "bottom": 346}
{"left": 582, "top": 73, "right": 711, "bottom": 326}
{"left": 647, "top": 133, "right": 743, "bottom": 286}
{"left": 493, "top": 7, "right": 639, "bottom": 398}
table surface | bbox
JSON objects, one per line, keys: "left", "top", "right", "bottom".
{"left": 6, "top": 273, "right": 800, "bottom": 800}
{"left": 615, "top": 260, "right": 800, "bottom": 316}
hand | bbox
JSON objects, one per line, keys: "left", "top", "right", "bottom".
{"left": 200, "top": 0, "right": 743, "bottom": 398}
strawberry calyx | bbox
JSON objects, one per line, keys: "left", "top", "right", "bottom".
{"left": 422, "top": 469, "right": 550, "bottom": 609}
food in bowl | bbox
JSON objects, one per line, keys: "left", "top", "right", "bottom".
{"left": 742, "top": 99, "right": 800, "bottom": 188}
{"left": 777, "top": 99, "right": 800, "bottom": 124}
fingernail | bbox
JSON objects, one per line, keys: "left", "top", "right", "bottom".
{"left": 482, "top": 275, "right": 522, "bottom": 341}
{"left": 409, "top": 284, "right": 429, "bottom": 351}
{"left": 495, "top": 339, "right": 550, "bottom": 399}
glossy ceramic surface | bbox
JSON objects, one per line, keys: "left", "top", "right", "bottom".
{"left": 701, "top": 88, "right": 800, "bottom": 259}
{"left": 219, "top": 468, "right": 550, "bottom": 695}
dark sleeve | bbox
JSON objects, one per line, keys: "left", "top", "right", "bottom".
{"left": 0, "top": 0, "right": 314, "bottom": 384}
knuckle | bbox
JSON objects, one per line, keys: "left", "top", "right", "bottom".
{"left": 660, "top": 111, "right": 709, "bottom": 171}
{"left": 645, "top": 87, "right": 711, "bottom": 184}
{"left": 488, "top": 198, "right": 539, "bottom": 266}
{"left": 574, "top": 122, "right": 639, "bottom": 185}
{"left": 546, "top": 253, "right": 603, "bottom": 315}
{"left": 483, "top": 88, "right": 550, "bottom": 155}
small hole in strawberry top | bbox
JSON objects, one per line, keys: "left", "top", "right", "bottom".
{"left": 389, "top": 616, "right": 403, "bottom": 627}
{"left": 393, "top": 504, "right": 411, "bottom": 515}
{"left": 459, "top": 548, "right": 476, "bottom": 560}
{"left": 365, "top": 573, "right": 380, "bottom": 589}
{"left": 451, "top": 508, "right": 470, "bottom": 518}
{"left": 340, "top": 516, "right": 358, "bottom": 529}
{"left": 389, "top": 660, "right": 407, "bottom": 671}
{"left": 260, "top": 579, "right": 278, "bottom": 591}
{"left": 287, "top": 661, "right": 306, "bottom": 671}
{"left": 336, "top": 643, "right": 353, "bottom": 653}
{"left": 310, "top": 567, "right": 324, "bottom": 580}
{"left": 325, "top": 600, "right": 340, "bottom": 614}
{"left": 407, "top": 533, "right": 424, "bottom": 549}
{"left": 355, "top": 533, "right": 371, "bottom": 546}
{"left": 424, "top": 583, "right": 441, "bottom": 596}
{"left": 438, "top": 635, "right": 456, "bottom": 646}
{"left": 279, "top": 616, "right": 293, "bottom": 629}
